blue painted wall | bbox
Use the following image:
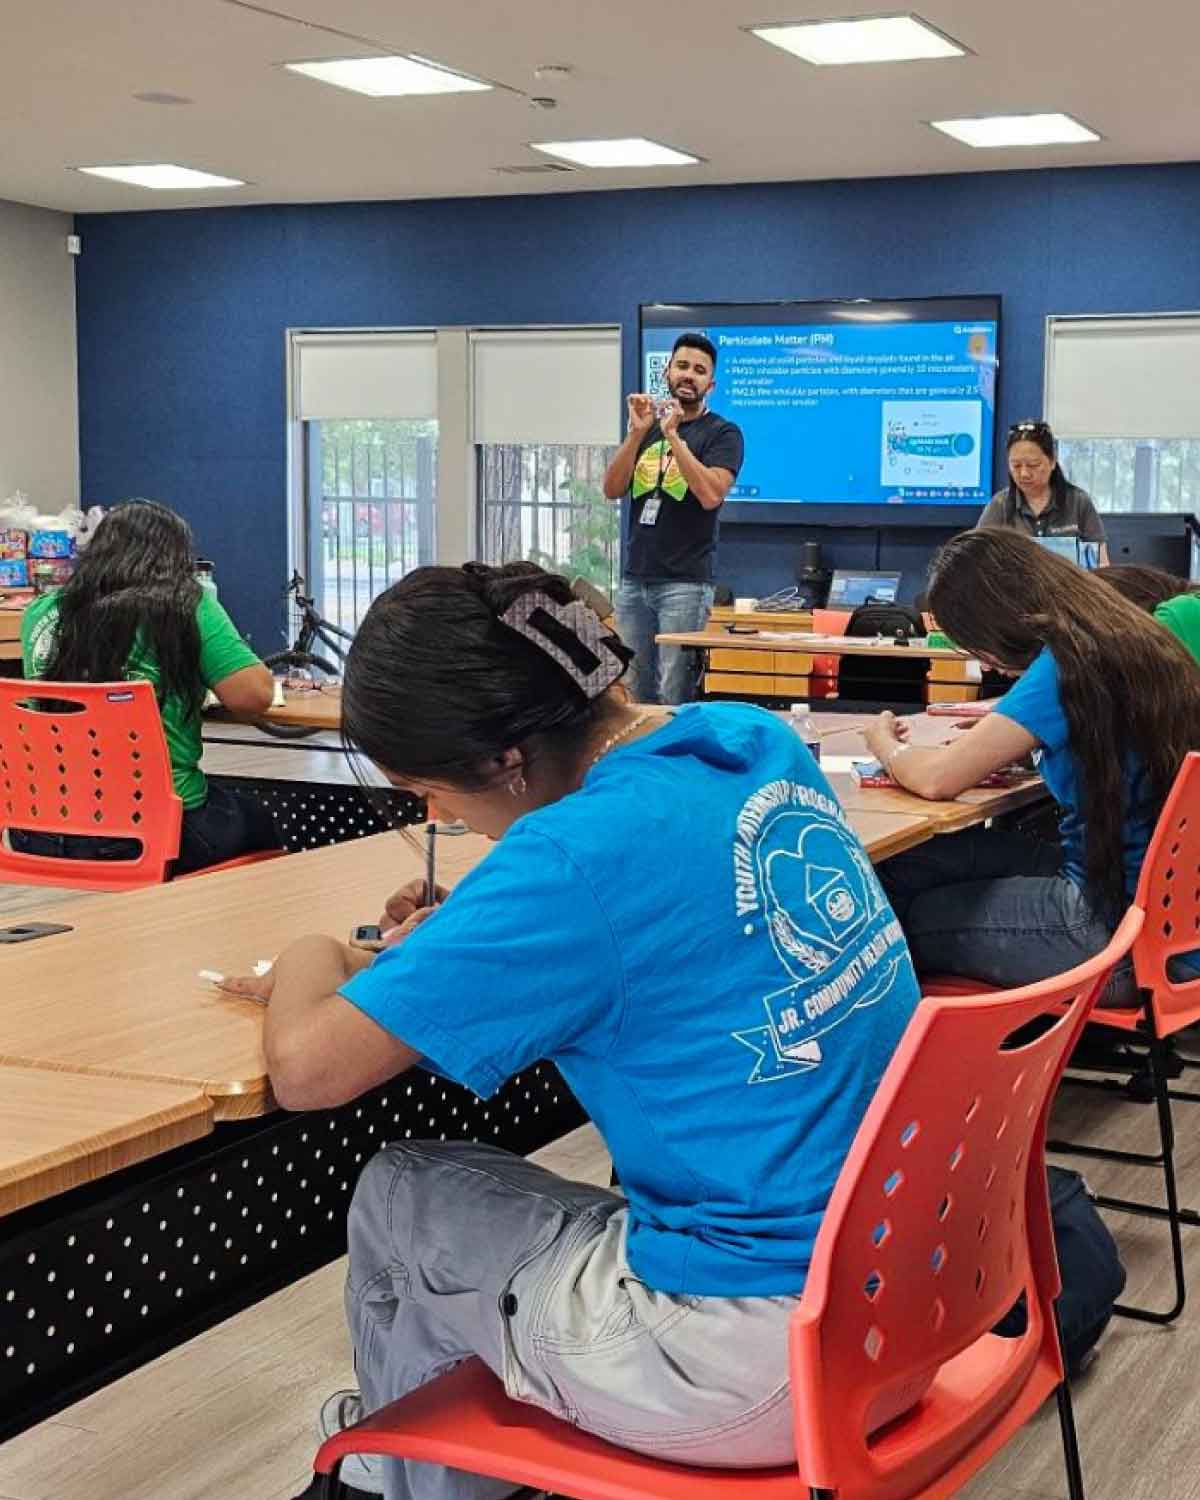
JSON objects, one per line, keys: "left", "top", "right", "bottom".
{"left": 76, "top": 162, "right": 1200, "bottom": 648}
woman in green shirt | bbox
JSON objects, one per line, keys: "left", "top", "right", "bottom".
{"left": 1095, "top": 565, "right": 1200, "bottom": 665}
{"left": 17, "top": 499, "right": 280, "bottom": 874}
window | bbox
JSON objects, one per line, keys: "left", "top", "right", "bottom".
{"left": 292, "top": 332, "right": 438, "bottom": 632}
{"left": 1046, "top": 314, "right": 1200, "bottom": 513}
{"left": 1056, "top": 437, "right": 1200, "bottom": 514}
{"left": 471, "top": 329, "right": 621, "bottom": 591}
{"left": 287, "top": 326, "right": 622, "bottom": 638}
{"left": 477, "top": 443, "right": 619, "bottom": 592}
{"left": 308, "top": 418, "right": 438, "bottom": 632}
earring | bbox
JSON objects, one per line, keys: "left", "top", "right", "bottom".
{"left": 508, "top": 772, "right": 527, "bottom": 798}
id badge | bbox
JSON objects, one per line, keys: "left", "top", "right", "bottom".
{"left": 639, "top": 495, "right": 662, "bottom": 526}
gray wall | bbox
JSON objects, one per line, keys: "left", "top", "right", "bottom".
{"left": 0, "top": 198, "right": 78, "bottom": 507}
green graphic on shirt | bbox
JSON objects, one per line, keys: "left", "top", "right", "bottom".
{"left": 632, "top": 440, "right": 688, "bottom": 502}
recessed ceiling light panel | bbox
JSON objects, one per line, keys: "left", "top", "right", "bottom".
{"left": 749, "top": 13, "right": 966, "bottom": 65}
{"left": 529, "top": 138, "right": 700, "bottom": 168}
{"left": 929, "top": 112, "right": 1100, "bottom": 148}
{"left": 284, "top": 55, "right": 491, "bottom": 97}
{"left": 75, "top": 164, "right": 245, "bottom": 189}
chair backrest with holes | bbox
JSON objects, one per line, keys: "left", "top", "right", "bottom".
{"left": 812, "top": 608, "right": 853, "bottom": 637}
{"left": 810, "top": 610, "right": 853, "bottom": 698}
{"left": 789, "top": 907, "right": 1142, "bottom": 1500}
{"left": 0, "top": 680, "right": 183, "bottom": 890}
{"left": 1132, "top": 751, "right": 1200, "bottom": 1031}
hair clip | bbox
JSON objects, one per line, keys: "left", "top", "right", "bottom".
{"left": 500, "top": 591, "right": 626, "bottom": 700}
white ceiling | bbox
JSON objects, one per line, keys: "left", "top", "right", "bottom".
{"left": 3, "top": 0, "right": 1199, "bottom": 214}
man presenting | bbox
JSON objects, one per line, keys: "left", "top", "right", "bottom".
{"left": 604, "top": 332, "right": 744, "bottom": 704}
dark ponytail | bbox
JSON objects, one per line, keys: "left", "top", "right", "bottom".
{"left": 342, "top": 562, "right": 633, "bottom": 786}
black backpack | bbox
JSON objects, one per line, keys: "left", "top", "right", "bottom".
{"left": 992, "top": 1166, "right": 1126, "bottom": 1374}
{"left": 837, "top": 603, "right": 928, "bottom": 704}
{"left": 844, "top": 603, "right": 925, "bottom": 641}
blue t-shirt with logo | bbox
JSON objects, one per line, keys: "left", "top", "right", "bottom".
{"left": 995, "top": 647, "right": 1156, "bottom": 900}
{"left": 340, "top": 703, "right": 919, "bottom": 1297}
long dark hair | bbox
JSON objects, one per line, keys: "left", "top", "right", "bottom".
{"left": 1003, "top": 420, "right": 1070, "bottom": 521}
{"left": 41, "top": 500, "right": 203, "bottom": 712}
{"left": 1095, "top": 563, "right": 1197, "bottom": 614}
{"left": 342, "top": 562, "right": 633, "bottom": 788}
{"left": 928, "top": 529, "right": 1200, "bottom": 915}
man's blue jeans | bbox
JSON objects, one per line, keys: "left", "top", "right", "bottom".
{"left": 615, "top": 580, "right": 714, "bottom": 705}
{"left": 877, "top": 826, "right": 1135, "bottom": 1008}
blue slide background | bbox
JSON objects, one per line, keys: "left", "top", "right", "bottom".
{"left": 643, "top": 319, "right": 997, "bottom": 505}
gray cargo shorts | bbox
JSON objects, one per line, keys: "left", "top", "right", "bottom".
{"left": 345, "top": 1139, "right": 800, "bottom": 1500}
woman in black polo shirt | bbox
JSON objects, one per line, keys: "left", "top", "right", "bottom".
{"left": 976, "top": 420, "right": 1109, "bottom": 565}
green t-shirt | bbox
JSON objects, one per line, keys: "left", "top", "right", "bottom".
{"left": 1154, "top": 593, "right": 1200, "bottom": 666}
{"left": 21, "top": 589, "right": 262, "bottom": 810}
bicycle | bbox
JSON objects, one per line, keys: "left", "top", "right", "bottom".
{"left": 258, "top": 572, "right": 355, "bottom": 739}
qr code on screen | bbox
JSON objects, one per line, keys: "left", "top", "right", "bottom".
{"left": 645, "top": 351, "right": 670, "bottom": 398}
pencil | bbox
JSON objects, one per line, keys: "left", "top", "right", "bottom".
{"left": 424, "top": 820, "right": 438, "bottom": 908}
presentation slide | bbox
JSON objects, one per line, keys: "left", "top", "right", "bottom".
{"left": 641, "top": 298, "right": 999, "bottom": 506}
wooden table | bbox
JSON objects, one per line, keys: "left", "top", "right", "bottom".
{"left": 658, "top": 628, "right": 980, "bottom": 705}
{"left": 827, "top": 770, "right": 1044, "bottom": 833}
{"left": 0, "top": 1066, "right": 212, "bottom": 1215}
{"left": 199, "top": 724, "right": 424, "bottom": 849}
{"left": 0, "top": 829, "right": 488, "bottom": 1120}
{"left": 847, "top": 806, "right": 936, "bottom": 860}
{"left": 0, "top": 808, "right": 931, "bottom": 1119}
{"left": 660, "top": 629, "right": 973, "bottom": 662}
{"left": 815, "top": 712, "right": 1048, "bottom": 833}
{"left": 0, "top": 828, "right": 583, "bottom": 1443}
{"left": 203, "top": 736, "right": 364, "bottom": 783}
{"left": 203, "top": 687, "right": 343, "bottom": 735}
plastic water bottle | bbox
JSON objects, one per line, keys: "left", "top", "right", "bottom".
{"left": 789, "top": 702, "right": 821, "bottom": 765}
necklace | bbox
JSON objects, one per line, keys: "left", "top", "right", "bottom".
{"left": 588, "top": 710, "right": 655, "bottom": 769}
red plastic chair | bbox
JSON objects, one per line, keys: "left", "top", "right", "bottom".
{"left": 1042, "top": 751, "right": 1200, "bottom": 1324}
{"left": 312, "top": 912, "right": 1140, "bottom": 1500}
{"left": 923, "top": 753, "right": 1200, "bottom": 1323}
{"left": 810, "top": 608, "right": 853, "bottom": 701}
{"left": 0, "top": 679, "right": 283, "bottom": 891}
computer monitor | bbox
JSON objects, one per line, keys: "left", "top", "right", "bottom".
{"left": 1032, "top": 536, "right": 1100, "bottom": 570}
{"left": 826, "top": 570, "right": 902, "bottom": 608}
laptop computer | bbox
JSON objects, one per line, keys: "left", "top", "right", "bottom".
{"left": 1033, "top": 536, "right": 1101, "bottom": 570}
{"left": 826, "top": 569, "right": 903, "bottom": 608}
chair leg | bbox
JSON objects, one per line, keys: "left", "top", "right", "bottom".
{"left": 1054, "top": 1379, "right": 1087, "bottom": 1500}
{"left": 1106, "top": 1037, "right": 1188, "bottom": 1325}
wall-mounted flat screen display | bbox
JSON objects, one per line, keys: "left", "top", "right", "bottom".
{"left": 640, "top": 296, "right": 1000, "bottom": 506}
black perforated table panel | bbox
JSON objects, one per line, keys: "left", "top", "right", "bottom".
{"left": 0, "top": 1063, "right": 586, "bottom": 1440}
{"left": 210, "top": 775, "right": 423, "bottom": 850}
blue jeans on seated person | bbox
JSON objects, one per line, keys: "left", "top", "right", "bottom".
{"left": 9, "top": 782, "right": 280, "bottom": 877}
{"left": 615, "top": 580, "right": 714, "bottom": 705}
{"left": 877, "top": 825, "right": 1135, "bottom": 1008}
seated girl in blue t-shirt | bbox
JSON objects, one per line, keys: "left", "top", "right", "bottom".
{"left": 219, "top": 561, "right": 919, "bottom": 1496}
{"left": 865, "top": 528, "right": 1200, "bottom": 1006}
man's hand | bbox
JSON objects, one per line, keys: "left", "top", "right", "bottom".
{"left": 626, "top": 393, "right": 656, "bottom": 436}
{"left": 380, "top": 877, "right": 449, "bottom": 935}
{"left": 659, "top": 399, "right": 684, "bottom": 440}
